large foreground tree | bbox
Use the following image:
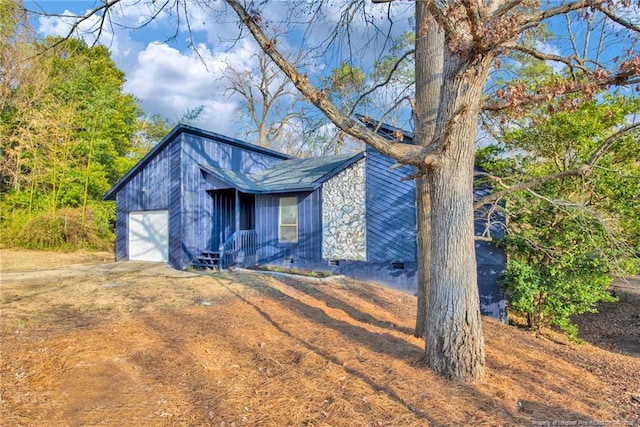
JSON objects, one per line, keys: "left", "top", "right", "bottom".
{"left": 224, "top": 0, "right": 639, "bottom": 382}
{"left": 38, "top": 0, "right": 640, "bottom": 382}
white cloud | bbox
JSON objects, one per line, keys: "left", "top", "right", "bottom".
{"left": 37, "top": 6, "right": 144, "bottom": 76}
{"left": 33, "top": 1, "right": 414, "bottom": 138}
{"left": 534, "top": 41, "right": 565, "bottom": 74}
{"left": 35, "top": 3, "right": 264, "bottom": 135}
{"left": 124, "top": 40, "right": 262, "bottom": 134}
{"left": 38, "top": 7, "right": 119, "bottom": 47}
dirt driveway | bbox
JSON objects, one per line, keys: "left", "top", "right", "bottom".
{"left": 1, "top": 250, "right": 639, "bottom": 426}
{"left": 2, "top": 260, "right": 199, "bottom": 283}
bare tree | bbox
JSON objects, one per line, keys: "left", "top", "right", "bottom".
{"left": 38, "top": 0, "right": 640, "bottom": 382}
{"left": 223, "top": 48, "right": 306, "bottom": 154}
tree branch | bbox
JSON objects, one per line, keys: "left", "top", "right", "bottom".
{"left": 483, "top": 74, "right": 640, "bottom": 112}
{"left": 350, "top": 48, "right": 415, "bottom": 117}
{"left": 473, "top": 167, "right": 589, "bottom": 209}
{"left": 225, "top": 0, "right": 423, "bottom": 166}
{"left": 476, "top": 119, "right": 639, "bottom": 209}
{"left": 592, "top": 166, "right": 640, "bottom": 180}
{"left": 503, "top": 42, "right": 588, "bottom": 73}
{"left": 30, "top": 0, "right": 123, "bottom": 50}
{"left": 489, "top": 0, "right": 524, "bottom": 17}
{"left": 588, "top": 122, "right": 640, "bottom": 167}
{"left": 520, "top": 0, "right": 606, "bottom": 27}
{"left": 425, "top": 103, "right": 467, "bottom": 158}
{"left": 462, "top": 0, "right": 483, "bottom": 49}
{"left": 524, "top": 188, "right": 608, "bottom": 224}
{"left": 595, "top": 4, "right": 640, "bottom": 33}
{"left": 425, "top": 0, "right": 462, "bottom": 40}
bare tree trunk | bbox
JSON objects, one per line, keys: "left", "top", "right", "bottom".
{"left": 414, "top": 180, "right": 430, "bottom": 338}
{"left": 223, "top": 0, "right": 491, "bottom": 382}
{"left": 423, "top": 50, "right": 491, "bottom": 382}
{"left": 413, "top": 5, "right": 443, "bottom": 338}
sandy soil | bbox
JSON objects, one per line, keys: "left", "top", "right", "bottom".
{"left": 1, "top": 250, "right": 638, "bottom": 426}
{"left": 1, "top": 249, "right": 114, "bottom": 272}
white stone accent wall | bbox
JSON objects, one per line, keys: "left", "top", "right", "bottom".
{"left": 322, "top": 160, "right": 366, "bottom": 260}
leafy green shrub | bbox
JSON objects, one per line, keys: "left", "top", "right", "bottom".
{"left": 1, "top": 206, "right": 113, "bottom": 251}
{"left": 498, "top": 202, "right": 619, "bottom": 340}
{"left": 500, "top": 257, "right": 616, "bottom": 339}
{"left": 476, "top": 95, "right": 639, "bottom": 339}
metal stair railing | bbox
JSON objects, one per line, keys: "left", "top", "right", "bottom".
{"left": 219, "top": 229, "right": 257, "bottom": 269}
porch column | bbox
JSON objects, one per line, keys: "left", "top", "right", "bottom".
{"left": 235, "top": 189, "right": 241, "bottom": 232}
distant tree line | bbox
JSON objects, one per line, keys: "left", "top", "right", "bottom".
{"left": 0, "top": 2, "right": 170, "bottom": 250}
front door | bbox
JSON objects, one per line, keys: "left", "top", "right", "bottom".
{"left": 239, "top": 192, "right": 255, "bottom": 230}
{"left": 210, "top": 189, "right": 235, "bottom": 249}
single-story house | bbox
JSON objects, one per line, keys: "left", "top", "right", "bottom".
{"left": 103, "top": 121, "right": 507, "bottom": 322}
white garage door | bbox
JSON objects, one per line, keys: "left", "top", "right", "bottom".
{"left": 129, "top": 211, "right": 169, "bottom": 262}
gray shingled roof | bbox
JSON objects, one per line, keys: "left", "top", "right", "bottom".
{"left": 200, "top": 152, "right": 364, "bottom": 194}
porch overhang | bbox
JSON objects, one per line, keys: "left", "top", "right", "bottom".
{"left": 199, "top": 164, "right": 317, "bottom": 194}
{"left": 199, "top": 151, "right": 364, "bottom": 195}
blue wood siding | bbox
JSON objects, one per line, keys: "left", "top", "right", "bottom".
{"left": 209, "top": 189, "right": 236, "bottom": 250}
{"left": 363, "top": 147, "right": 507, "bottom": 322}
{"left": 114, "top": 192, "right": 127, "bottom": 261}
{"left": 255, "top": 190, "right": 322, "bottom": 265}
{"left": 113, "top": 139, "right": 172, "bottom": 261}
{"left": 181, "top": 133, "right": 283, "bottom": 173}
{"left": 113, "top": 130, "right": 286, "bottom": 268}
{"left": 365, "top": 148, "right": 417, "bottom": 262}
{"left": 178, "top": 133, "right": 286, "bottom": 266}
{"left": 168, "top": 137, "right": 183, "bottom": 268}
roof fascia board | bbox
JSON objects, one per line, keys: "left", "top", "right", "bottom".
{"left": 200, "top": 170, "right": 242, "bottom": 192}
{"left": 246, "top": 187, "right": 317, "bottom": 195}
{"left": 198, "top": 164, "right": 256, "bottom": 193}
{"left": 102, "top": 124, "right": 292, "bottom": 200}
{"left": 310, "top": 152, "right": 365, "bottom": 187}
{"left": 181, "top": 125, "right": 292, "bottom": 160}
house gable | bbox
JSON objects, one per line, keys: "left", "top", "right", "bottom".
{"left": 178, "top": 129, "right": 291, "bottom": 266}
{"left": 103, "top": 124, "right": 290, "bottom": 201}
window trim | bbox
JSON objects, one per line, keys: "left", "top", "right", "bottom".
{"left": 278, "top": 196, "right": 299, "bottom": 243}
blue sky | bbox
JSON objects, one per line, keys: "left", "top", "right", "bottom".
{"left": 23, "top": 0, "right": 415, "bottom": 139}
{"left": 25, "top": 1, "right": 286, "bottom": 135}
{"left": 22, "top": 1, "right": 640, "bottom": 142}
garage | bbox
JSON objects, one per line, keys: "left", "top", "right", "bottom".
{"left": 128, "top": 211, "right": 169, "bottom": 262}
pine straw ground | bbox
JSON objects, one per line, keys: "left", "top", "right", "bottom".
{"left": 0, "top": 250, "right": 638, "bottom": 426}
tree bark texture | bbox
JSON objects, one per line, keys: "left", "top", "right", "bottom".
{"left": 413, "top": 5, "right": 443, "bottom": 338}
{"left": 414, "top": 177, "right": 431, "bottom": 338}
{"left": 422, "top": 49, "right": 492, "bottom": 382}
{"left": 225, "top": 0, "right": 489, "bottom": 382}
